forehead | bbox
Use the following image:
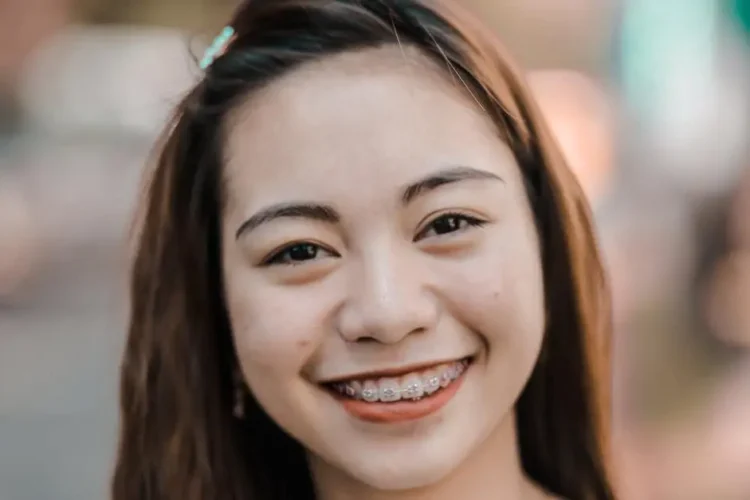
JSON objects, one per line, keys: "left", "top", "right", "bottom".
{"left": 222, "top": 46, "right": 519, "bottom": 212}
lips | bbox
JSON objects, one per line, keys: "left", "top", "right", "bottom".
{"left": 320, "top": 357, "right": 473, "bottom": 423}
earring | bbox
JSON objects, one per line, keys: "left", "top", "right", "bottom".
{"left": 233, "top": 380, "right": 246, "bottom": 419}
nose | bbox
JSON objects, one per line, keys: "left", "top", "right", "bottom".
{"left": 336, "top": 248, "right": 438, "bottom": 344}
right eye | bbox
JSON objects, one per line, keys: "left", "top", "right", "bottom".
{"left": 262, "top": 242, "right": 338, "bottom": 266}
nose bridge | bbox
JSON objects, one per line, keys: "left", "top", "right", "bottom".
{"left": 340, "top": 242, "right": 436, "bottom": 343}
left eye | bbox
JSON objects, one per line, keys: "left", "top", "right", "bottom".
{"left": 414, "top": 213, "right": 486, "bottom": 241}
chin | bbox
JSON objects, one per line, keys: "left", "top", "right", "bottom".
{"left": 342, "top": 445, "right": 466, "bottom": 491}
{"left": 324, "top": 412, "right": 484, "bottom": 492}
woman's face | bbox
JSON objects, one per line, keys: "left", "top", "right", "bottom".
{"left": 221, "top": 47, "right": 545, "bottom": 490}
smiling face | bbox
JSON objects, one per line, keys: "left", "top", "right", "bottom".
{"left": 220, "top": 47, "right": 546, "bottom": 491}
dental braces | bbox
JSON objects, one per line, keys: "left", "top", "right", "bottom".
{"left": 332, "top": 360, "right": 468, "bottom": 403}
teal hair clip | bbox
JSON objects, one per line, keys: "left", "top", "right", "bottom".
{"left": 200, "top": 26, "right": 236, "bottom": 70}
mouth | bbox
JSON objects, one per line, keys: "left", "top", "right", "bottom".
{"left": 321, "top": 357, "right": 473, "bottom": 423}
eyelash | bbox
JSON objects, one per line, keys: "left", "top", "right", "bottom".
{"left": 262, "top": 212, "right": 486, "bottom": 266}
{"left": 413, "top": 212, "right": 487, "bottom": 242}
{"left": 262, "top": 242, "right": 339, "bottom": 267}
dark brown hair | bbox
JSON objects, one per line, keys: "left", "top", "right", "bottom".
{"left": 113, "top": 1, "right": 615, "bottom": 499}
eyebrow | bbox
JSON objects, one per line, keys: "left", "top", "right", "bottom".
{"left": 401, "top": 166, "right": 504, "bottom": 204}
{"left": 234, "top": 166, "right": 503, "bottom": 240}
{"left": 235, "top": 202, "right": 339, "bottom": 240}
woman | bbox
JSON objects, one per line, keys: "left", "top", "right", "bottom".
{"left": 112, "top": 1, "right": 616, "bottom": 499}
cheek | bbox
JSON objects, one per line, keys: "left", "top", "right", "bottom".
{"left": 224, "top": 276, "right": 324, "bottom": 378}
{"left": 441, "top": 231, "right": 545, "bottom": 352}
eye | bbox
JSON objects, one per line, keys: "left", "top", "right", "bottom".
{"left": 262, "top": 242, "right": 339, "bottom": 266}
{"left": 414, "top": 212, "right": 487, "bottom": 242}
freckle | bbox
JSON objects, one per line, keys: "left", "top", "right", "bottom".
{"left": 297, "top": 339, "right": 310, "bottom": 349}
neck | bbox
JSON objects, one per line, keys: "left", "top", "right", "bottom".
{"left": 310, "top": 412, "right": 551, "bottom": 500}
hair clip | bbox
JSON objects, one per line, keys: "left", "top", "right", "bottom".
{"left": 200, "top": 26, "right": 236, "bottom": 70}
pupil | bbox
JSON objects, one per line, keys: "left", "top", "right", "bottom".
{"left": 289, "top": 244, "right": 317, "bottom": 261}
{"left": 434, "top": 216, "right": 460, "bottom": 234}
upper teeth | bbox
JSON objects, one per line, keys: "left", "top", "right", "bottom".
{"left": 332, "top": 359, "right": 469, "bottom": 403}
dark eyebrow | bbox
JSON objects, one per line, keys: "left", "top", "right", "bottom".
{"left": 401, "top": 166, "right": 504, "bottom": 205}
{"left": 234, "top": 167, "right": 501, "bottom": 240}
{"left": 235, "top": 202, "right": 340, "bottom": 240}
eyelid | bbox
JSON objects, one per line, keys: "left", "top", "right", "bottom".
{"left": 259, "top": 241, "right": 340, "bottom": 267}
{"left": 414, "top": 211, "right": 487, "bottom": 241}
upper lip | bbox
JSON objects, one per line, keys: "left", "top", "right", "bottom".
{"left": 317, "top": 356, "right": 472, "bottom": 384}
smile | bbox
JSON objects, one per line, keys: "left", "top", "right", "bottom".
{"left": 323, "top": 357, "right": 473, "bottom": 423}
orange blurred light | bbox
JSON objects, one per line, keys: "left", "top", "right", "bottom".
{"left": 528, "top": 70, "right": 615, "bottom": 204}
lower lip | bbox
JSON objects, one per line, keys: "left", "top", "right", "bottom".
{"left": 329, "top": 363, "right": 470, "bottom": 424}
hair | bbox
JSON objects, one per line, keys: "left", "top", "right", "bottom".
{"left": 112, "top": 1, "right": 616, "bottom": 499}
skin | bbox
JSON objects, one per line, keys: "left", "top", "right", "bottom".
{"left": 221, "top": 46, "right": 552, "bottom": 500}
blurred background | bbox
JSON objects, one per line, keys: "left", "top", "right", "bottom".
{"left": 1, "top": 0, "right": 749, "bottom": 498}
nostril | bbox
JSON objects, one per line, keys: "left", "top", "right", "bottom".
{"left": 353, "top": 326, "right": 428, "bottom": 344}
{"left": 354, "top": 336, "right": 379, "bottom": 344}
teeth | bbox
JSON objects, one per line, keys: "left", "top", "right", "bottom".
{"left": 422, "top": 370, "right": 441, "bottom": 395}
{"left": 440, "top": 368, "right": 452, "bottom": 387}
{"left": 350, "top": 380, "right": 363, "bottom": 398}
{"left": 401, "top": 374, "right": 425, "bottom": 400}
{"left": 334, "top": 359, "right": 470, "bottom": 403}
{"left": 361, "top": 380, "right": 379, "bottom": 402}
{"left": 379, "top": 378, "right": 401, "bottom": 402}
